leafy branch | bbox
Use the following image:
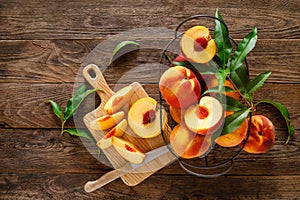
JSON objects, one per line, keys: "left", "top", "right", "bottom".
{"left": 212, "top": 10, "right": 294, "bottom": 143}
{"left": 46, "top": 84, "right": 101, "bottom": 142}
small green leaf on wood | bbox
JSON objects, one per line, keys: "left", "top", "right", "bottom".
{"left": 221, "top": 108, "right": 250, "bottom": 135}
{"left": 63, "top": 128, "right": 95, "bottom": 143}
{"left": 46, "top": 100, "right": 63, "bottom": 120}
{"left": 109, "top": 41, "right": 140, "bottom": 65}
{"left": 246, "top": 71, "right": 271, "bottom": 95}
{"left": 64, "top": 85, "right": 101, "bottom": 122}
{"left": 214, "top": 8, "right": 232, "bottom": 68}
{"left": 255, "top": 100, "right": 294, "bottom": 144}
{"left": 230, "top": 27, "right": 257, "bottom": 71}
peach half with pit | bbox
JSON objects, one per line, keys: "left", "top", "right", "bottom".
{"left": 97, "top": 119, "right": 128, "bottom": 150}
{"left": 112, "top": 137, "right": 145, "bottom": 164}
{"left": 90, "top": 111, "right": 124, "bottom": 131}
{"left": 184, "top": 96, "right": 224, "bottom": 135}
{"left": 159, "top": 66, "right": 201, "bottom": 109}
{"left": 181, "top": 26, "right": 217, "bottom": 63}
{"left": 241, "top": 115, "right": 275, "bottom": 154}
{"left": 128, "top": 97, "right": 167, "bottom": 138}
{"left": 170, "top": 124, "right": 211, "bottom": 159}
{"left": 215, "top": 112, "right": 248, "bottom": 147}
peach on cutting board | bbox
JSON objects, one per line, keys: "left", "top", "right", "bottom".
{"left": 159, "top": 66, "right": 201, "bottom": 109}
{"left": 215, "top": 112, "right": 248, "bottom": 147}
{"left": 170, "top": 124, "right": 211, "bottom": 159}
{"left": 90, "top": 111, "right": 124, "bottom": 131}
{"left": 184, "top": 96, "right": 224, "bottom": 135}
{"left": 241, "top": 115, "right": 275, "bottom": 154}
{"left": 104, "top": 85, "right": 134, "bottom": 114}
{"left": 181, "top": 26, "right": 217, "bottom": 63}
{"left": 97, "top": 119, "right": 128, "bottom": 150}
{"left": 112, "top": 136, "right": 145, "bottom": 164}
{"left": 128, "top": 97, "right": 168, "bottom": 138}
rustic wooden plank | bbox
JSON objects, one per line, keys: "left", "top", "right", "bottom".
{"left": 1, "top": 173, "right": 299, "bottom": 199}
{"left": 0, "top": 83, "right": 299, "bottom": 129}
{"left": 1, "top": 129, "right": 299, "bottom": 176}
{"left": 0, "top": 0, "right": 299, "bottom": 39}
{"left": 1, "top": 40, "right": 300, "bottom": 83}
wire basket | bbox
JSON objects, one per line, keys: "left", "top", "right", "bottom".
{"left": 159, "top": 15, "right": 253, "bottom": 177}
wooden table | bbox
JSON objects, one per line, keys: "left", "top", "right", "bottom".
{"left": 1, "top": 1, "right": 299, "bottom": 199}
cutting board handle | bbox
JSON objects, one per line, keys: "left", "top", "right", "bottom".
{"left": 83, "top": 64, "right": 114, "bottom": 104}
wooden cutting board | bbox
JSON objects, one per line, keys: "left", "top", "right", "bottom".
{"left": 83, "top": 64, "right": 175, "bottom": 186}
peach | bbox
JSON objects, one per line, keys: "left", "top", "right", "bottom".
{"left": 90, "top": 111, "right": 124, "bottom": 131}
{"left": 170, "top": 106, "right": 185, "bottom": 124}
{"left": 97, "top": 119, "right": 128, "bottom": 149}
{"left": 104, "top": 85, "right": 134, "bottom": 114}
{"left": 205, "top": 76, "right": 240, "bottom": 100}
{"left": 184, "top": 96, "right": 224, "bottom": 135}
{"left": 241, "top": 115, "right": 275, "bottom": 154}
{"left": 170, "top": 124, "right": 211, "bottom": 159}
{"left": 128, "top": 97, "right": 168, "bottom": 138}
{"left": 215, "top": 112, "right": 248, "bottom": 147}
{"left": 159, "top": 66, "right": 201, "bottom": 109}
{"left": 181, "top": 26, "right": 217, "bottom": 63}
{"left": 112, "top": 137, "right": 145, "bottom": 164}
{"left": 170, "top": 54, "right": 187, "bottom": 67}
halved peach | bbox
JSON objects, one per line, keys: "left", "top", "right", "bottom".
{"left": 215, "top": 112, "right": 248, "bottom": 147}
{"left": 170, "top": 124, "right": 211, "bottom": 159}
{"left": 184, "top": 96, "right": 224, "bottom": 135}
{"left": 97, "top": 119, "right": 128, "bottom": 149}
{"left": 90, "top": 111, "right": 124, "bottom": 131}
{"left": 104, "top": 85, "right": 134, "bottom": 114}
{"left": 112, "top": 137, "right": 145, "bottom": 164}
{"left": 181, "top": 26, "right": 217, "bottom": 63}
{"left": 128, "top": 97, "right": 167, "bottom": 138}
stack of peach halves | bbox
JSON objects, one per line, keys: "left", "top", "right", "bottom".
{"left": 159, "top": 26, "right": 275, "bottom": 159}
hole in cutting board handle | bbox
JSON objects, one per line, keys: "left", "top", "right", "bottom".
{"left": 88, "top": 68, "right": 97, "bottom": 79}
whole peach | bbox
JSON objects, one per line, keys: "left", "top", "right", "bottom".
{"left": 241, "top": 115, "right": 275, "bottom": 154}
{"left": 159, "top": 66, "right": 201, "bottom": 109}
{"left": 170, "top": 124, "right": 211, "bottom": 159}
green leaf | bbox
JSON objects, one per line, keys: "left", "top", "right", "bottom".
{"left": 109, "top": 41, "right": 140, "bottom": 65}
{"left": 230, "top": 27, "right": 257, "bottom": 71}
{"left": 247, "top": 71, "right": 271, "bottom": 95}
{"left": 63, "top": 128, "right": 95, "bottom": 143}
{"left": 230, "top": 65, "right": 250, "bottom": 95}
{"left": 255, "top": 100, "right": 294, "bottom": 144}
{"left": 214, "top": 9, "right": 232, "bottom": 68}
{"left": 64, "top": 84, "right": 101, "bottom": 122}
{"left": 202, "top": 86, "right": 235, "bottom": 96}
{"left": 223, "top": 96, "right": 246, "bottom": 111}
{"left": 64, "top": 84, "right": 87, "bottom": 121}
{"left": 46, "top": 100, "right": 63, "bottom": 120}
{"left": 221, "top": 108, "right": 250, "bottom": 135}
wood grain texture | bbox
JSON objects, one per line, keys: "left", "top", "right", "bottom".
{"left": 0, "top": 40, "right": 300, "bottom": 83}
{"left": 1, "top": 173, "right": 300, "bottom": 199}
{"left": 1, "top": 129, "right": 299, "bottom": 176}
{"left": 1, "top": 0, "right": 300, "bottom": 198}
{"left": 0, "top": 0, "right": 299, "bottom": 39}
